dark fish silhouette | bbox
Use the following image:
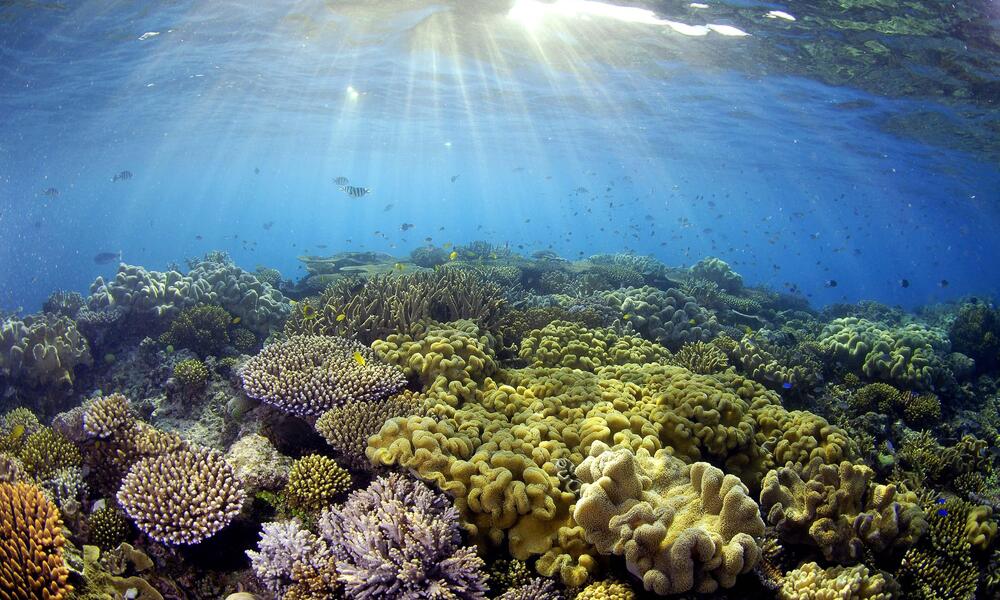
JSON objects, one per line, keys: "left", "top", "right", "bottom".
{"left": 112, "top": 170, "right": 133, "bottom": 182}
{"left": 824, "top": 280, "right": 837, "bottom": 288}
{"left": 900, "top": 279, "right": 910, "bottom": 288}
{"left": 939, "top": 280, "right": 949, "bottom": 287}
{"left": 254, "top": 167, "right": 260, "bottom": 175}
{"left": 93, "top": 251, "right": 121, "bottom": 265}
{"left": 334, "top": 176, "right": 350, "bottom": 186}
{"left": 400, "top": 223, "right": 414, "bottom": 231}
{"left": 451, "top": 175, "right": 459, "bottom": 183}
{"left": 383, "top": 204, "right": 393, "bottom": 211}
{"left": 340, "top": 185, "right": 370, "bottom": 198}
{"left": 42, "top": 188, "right": 59, "bottom": 197}
{"left": 263, "top": 221, "right": 275, "bottom": 230}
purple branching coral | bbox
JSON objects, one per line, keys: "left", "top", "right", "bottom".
{"left": 247, "top": 520, "right": 332, "bottom": 597}
{"left": 319, "top": 472, "right": 488, "bottom": 599}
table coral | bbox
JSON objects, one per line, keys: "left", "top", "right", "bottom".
{"left": 241, "top": 335, "right": 407, "bottom": 418}
{"left": 0, "top": 482, "right": 73, "bottom": 600}
{"left": 573, "top": 441, "right": 765, "bottom": 595}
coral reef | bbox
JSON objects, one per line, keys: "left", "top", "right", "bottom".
{"left": 116, "top": 446, "right": 245, "bottom": 545}
{"left": 691, "top": 257, "right": 744, "bottom": 291}
{"left": 284, "top": 454, "right": 351, "bottom": 512}
{"left": 519, "top": 320, "right": 671, "bottom": 371}
{"left": 87, "top": 505, "right": 130, "bottom": 551}
{"left": 314, "top": 392, "right": 424, "bottom": 470}
{"left": 173, "top": 358, "right": 209, "bottom": 390}
{"left": 779, "top": 562, "right": 898, "bottom": 599}
{"left": 241, "top": 335, "right": 407, "bottom": 417}
{"left": 159, "top": 304, "right": 232, "bottom": 356}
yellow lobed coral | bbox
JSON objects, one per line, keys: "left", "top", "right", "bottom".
{"left": 0, "top": 482, "right": 73, "bottom": 600}
{"left": 760, "top": 458, "right": 926, "bottom": 563}
{"left": 0, "top": 312, "right": 92, "bottom": 389}
{"left": 573, "top": 441, "right": 764, "bottom": 595}
{"left": 779, "top": 562, "right": 898, "bottom": 599}
{"left": 285, "top": 454, "right": 351, "bottom": 512}
{"left": 518, "top": 320, "right": 671, "bottom": 372}
{"left": 965, "top": 504, "right": 996, "bottom": 550}
{"left": 373, "top": 319, "right": 497, "bottom": 405}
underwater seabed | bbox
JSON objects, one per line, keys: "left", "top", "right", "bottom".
{"left": 1, "top": 245, "right": 998, "bottom": 599}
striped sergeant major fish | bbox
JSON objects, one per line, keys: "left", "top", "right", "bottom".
{"left": 339, "top": 185, "right": 370, "bottom": 198}
{"left": 333, "top": 176, "right": 349, "bottom": 185}
{"left": 113, "top": 170, "right": 133, "bottom": 182}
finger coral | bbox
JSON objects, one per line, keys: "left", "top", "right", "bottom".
{"left": 320, "top": 472, "right": 488, "bottom": 599}
{"left": 117, "top": 446, "right": 245, "bottom": 545}
{"left": 0, "top": 482, "right": 73, "bottom": 600}
{"left": 241, "top": 335, "right": 407, "bottom": 418}
{"left": 573, "top": 441, "right": 765, "bottom": 595}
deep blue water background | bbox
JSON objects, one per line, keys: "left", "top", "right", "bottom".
{"left": 2, "top": 0, "right": 998, "bottom": 312}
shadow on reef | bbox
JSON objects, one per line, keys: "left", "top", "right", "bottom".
{"left": 1, "top": 246, "right": 998, "bottom": 599}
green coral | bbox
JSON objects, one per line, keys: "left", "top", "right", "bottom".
{"left": 88, "top": 506, "right": 130, "bottom": 551}
{"left": 159, "top": 304, "right": 232, "bottom": 357}
{"left": 18, "top": 427, "right": 82, "bottom": 481}
{"left": 172, "top": 358, "right": 208, "bottom": 390}
{"left": 229, "top": 327, "right": 258, "bottom": 354}
{"left": 670, "top": 340, "right": 729, "bottom": 374}
{"left": 850, "top": 383, "right": 941, "bottom": 426}
{"left": 284, "top": 454, "right": 352, "bottom": 513}
{"left": 0, "top": 407, "right": 40, "bottom": 454}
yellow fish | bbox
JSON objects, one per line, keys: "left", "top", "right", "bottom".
{"left": 443, "top": 242, "right": 452, "bottom": 249}
{"left": 449, "top": 251, "right": 458, "bottom": 261}
{"left": 232, "top": 316, "right": 241, "bottom": 325}
{"left": 301, "top": 305, "right": 316, "bottom": 319}
{"left": 9, "top": 424, "right": 24, "bottom": 443}
{"left": 336, "top": 313, "right": 346, "bottom": 322}
{"left": 622, "top": 314, "right": 631, "bottom": 320}
{"left": 743, "top": 325, "right": 753, "bottom": 335}
{"left": 689, "top": 319, "right": 697, "bottom": 326}
{"left": 353, "top": 351, "right": 366, "bottom": 366}
{"left": 490, "top": 253, "right": 497, "bottom": 260}
{"left": 394, "top": 262, "right": 405, "bottom": 271}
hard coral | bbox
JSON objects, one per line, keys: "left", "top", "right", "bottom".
{"left": 573, "top": 441, "right": 765, "bottom": 595}
{"left": 241, "top": 335, "right": 407, "bottom": 418}
{"left": 779, "top": 562, "right": 898, "bottom": 599}
{"left": 0, "top": 482, "right": 72, "bottom": 600}
{"left": 87, "top": 506, "right": 130, "bottom": 551}
{"left": 315, "top": 392, "right": 425, "bottom": 470}
{"left": 159, "top": 304, "right": 232, "bottom": 357}
{"left": 597, "top": 286, "right": 719, "bottom": 350}
{"left": 173, "top": 358, "right": 209, "bottom": 390}
{"left": 285, "top": 455, "right": 351, "bottom": 513}
{"left": 19, "top": 427, "right": 82, "bottom": 481}
{"left": 518, "top": 320, "right": 671, "bottom": 371}
{"left": 320, "top": 472, "right": 488, "bottom": 599}
{"left": 117, "top": 446, "right": 244, "bottom": 545}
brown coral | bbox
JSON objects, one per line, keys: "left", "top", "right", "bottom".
{"left": 0, "top": 482, "right": 72, "bottom": 600}
{"left": 117, "top": 446, "right": 245, "bottom": 545}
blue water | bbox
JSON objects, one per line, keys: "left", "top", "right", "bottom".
{"left": 2, "top": 0, "right": 998, "bottom": 312}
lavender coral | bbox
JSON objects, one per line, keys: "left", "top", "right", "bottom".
{"left": 241, "top": 335, "right": 407, "bottom": 417}
{"left": 247, "top": 519, "right": 333, "bottom": 597}
{"left": 319, "top": 473, "right": 488, "bottom": 599}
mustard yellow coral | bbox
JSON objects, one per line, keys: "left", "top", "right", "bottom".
{"left": 0, "top": 482, "right": 73, "bottom": 600}
{"left": 573, "top": 441, "right": 764, "bottom": 595}
{"left": 285, "top": 454, "right": 351, "bottom": 512}
{"left": 779, "top": 562, "right": 898, "bottom": 599}
{"left": 518, "top": 321, "right": 671, "bottom": 371}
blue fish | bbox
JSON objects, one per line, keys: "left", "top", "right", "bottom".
{"left": 935, "top": 498, "right": 946, "bottom": 504}
{"left": 937, "top": 508, "right": 948, "bottom": 517}
{"left": 781, "top": 382, "right": 793, "bottom": 390}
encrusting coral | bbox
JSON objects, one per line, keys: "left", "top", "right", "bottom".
{"left": 0, "top": 481, "right": 73, "bottom": 600}
{"left": 573, "top": 441, "right": 765, "bottom": 595}
{"left": 241, "top": 335, "right": 407, "bottom": 418}
{"left": 116, "top": 446, "right": 245, "bottom": 545}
